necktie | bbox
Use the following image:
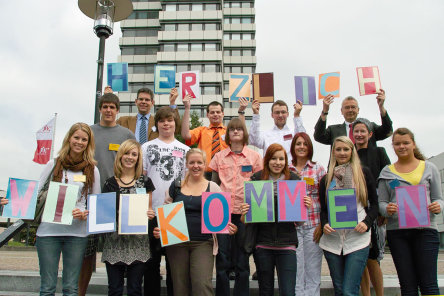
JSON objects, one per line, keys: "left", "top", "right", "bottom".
{"left": 349, "top": 123, "right": 355, "bottom": 144}
{"left": 211, "top": 127, "right": 221, "bottom": 158}
{"left": 140, "top": 116, "right": 147, "bottom": 145}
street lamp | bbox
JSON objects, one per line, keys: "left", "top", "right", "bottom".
{"left": 78, "top": 0, "right": 133, "bottom": 123}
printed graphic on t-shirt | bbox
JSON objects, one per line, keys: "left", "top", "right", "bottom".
{"left": 146, "top": 144, "right": 187, "bottom": 181}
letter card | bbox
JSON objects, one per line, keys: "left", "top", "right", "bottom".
{"left": 2, "top": 178, "right": 39, "bottom": 219}
{"left": 319, "top": 72, "right": 340, "bottom": 99}
{"left": 327, "top": 188, "right": 358, "bottom": 229}
{"left": 294, "top": 76, "right": 316, "bottom": 105}
{"left": 87, "top": 192, "right": 116, "bottom": 234}
{"left": 202, "top": 192, "right": 231, "bottom": 233}
{"left": 107, "top": 63, "right": 129, "bottom": 92}
{"left": 252, "top": 73, "right": 274, "bottom": 103}
{"left": 244, "top": 181, "right": 274, "bottom": 223}
{"left": 154, "top": 65, "right": 176, "bottom": 94}
{"left": 356, "top": 66, "right": 381, "bottom": 96}
{"left": 277, "top": 180, "right": 308, "bottom": 222}
{"left": 396, "top": 185, "right": 430, "bottom": 228}
{"left": 42, "top": 182, "right": 79, "bottom": 225}
{"left": 119, "top": 194, "right": 148, "bottom": 234}
{"left": 229, "top": 73, "right": 251, "bottom": 102}
{"left": 180, "top": 71, "right": 200, "bottom": 99}
{"left": 156, "top": 201, "right": 189, "bottom": 247}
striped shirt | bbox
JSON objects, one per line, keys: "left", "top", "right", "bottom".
{"left": 289, "top": 160, "right": 326, "bottom": 228}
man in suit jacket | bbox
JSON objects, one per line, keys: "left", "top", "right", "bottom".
{"left": 116, "top": 87, "right": 180, "bottom": 144}
{"left": 314, "top": 89, "right": 393, "bottom": 147}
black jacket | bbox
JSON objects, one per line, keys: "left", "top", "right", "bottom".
{"left": 313, "top": 113, "right": 393, "bottom": 147}
{"left": 243, "top": 171, "right": 300, "bottom": 253}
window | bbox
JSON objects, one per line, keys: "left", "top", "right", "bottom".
{"left": 122, "top": 48, "right": 134, "bottom": 55}
{"left": 191, "top": 64, "right": 202, "bottom": 71}
{"left": 192, "top": 4, "right": 203, "bottom": 11}
{"left": 122, "top": 29, "right": 158, "bottom": 37}
{"left": 224, "top": 34, "right": 230, "bottom": 40}
{"left": 178, "top": 4, "right": 189, "bottom": 11}
{"left": 204, "top": 64, "right": 216, "bottom": 72}
{"left": 243, "top": 33, "right": 252, "bottom": 40}
{"left": 178, "top": 24, "right": 189, "bottom": 31}
{"left": 147, "top": 11, "right": 159, "bottom": 18}
{"left": 176, "top": 64, "right": 189, "bottom": 72}
{"left": 232, "top": 34, "right": 241, "bottom": 40}
{"left": 177, "top": 44, "right": 188, "bottom": 51}
{"left": 205, "top": 4, "right": 217, "bottom": 10}
{"left": 241, "top": 18, "right": 252, "bottom": 24}
{"left": 241, "top": 2, "right": 252, "bottom": 8}
{"left": 202, "top": 86, "right": 218, "bottom": 95}
{"left": 134, "top": 46, "right": 158, "bottom": 55}
{"left": 243, "top": 66, "right": 253, "bottom": 73}
{"left": 224, "top": 18, "right": 230, "bottom": 24}
{"left": 224, "top": 3, "right": 230, "bottom": 8}
{"left": 129, "top": 64, "right": 155, "bottom": 74}
{"left": 191, "top": 44, "right": 202, "bottom": 51}
{"left": 192, "top": 23, "right": 202, "bottom": 31}
{"left": 231, "top": 66, "right": 241, "bottom": 73}
{"left": 205, "top": 43, "right": 217, "bottom": 51}
{"left": 164, "top": 44, "right": 175, "bottom": 52}
{"left": 205, "top": 23, "right": 217, "bottom": 30}
{"left": 232, "top": 50, "right": 241, "bottom": 56}
{"left": 165, "top": 4, "right": 176, "bottom": 11}
{"left": 243, "top": 49, "right": 253, "bottom": 56}
{"left": 164, "top": 24, "right": 175, "bottom": 31}
{"left": 231, "top": 18, "right": 241, "bottom": 24}
{"left": 231, "top": 3, "right": 241, "bottom": 8}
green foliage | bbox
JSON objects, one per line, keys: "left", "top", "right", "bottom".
{"left": 176, "top": 110, "right": 203, "bottom": 148}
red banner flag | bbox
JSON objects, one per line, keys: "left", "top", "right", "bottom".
{"left": 33, "top": 117, "right": 56, "bottom": 164}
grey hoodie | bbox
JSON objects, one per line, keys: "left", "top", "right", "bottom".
{"left": 378, "top": 161, "right": 444, "bottom": 230}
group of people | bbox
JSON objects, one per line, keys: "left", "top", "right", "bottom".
{"left": 23, "top": 85, "right": 442, "bottom": 296}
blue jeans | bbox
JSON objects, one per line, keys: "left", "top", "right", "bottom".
{"left": 216, "top": 214, "right": 250, "bottom": 296}
{"left": 36, "top": 236, "right": 87, "bottom": 296}
{"left": 254, "top": 247, "right": 296, "bottom": 296}
{"left": 106, "top": 262, "right": 145, "bottom": 296}
{"left": 387, "top": 228, "right": 440, "bottom": 296}
{"left": 323, "top": 246, "right": 369, "bottom": 296}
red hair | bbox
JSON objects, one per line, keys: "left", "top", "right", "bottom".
{"left": 290, "top": 132, "right": 315, "bottom": 166}
{"left": 261, "top": 143, "right": 291, "bottom": 180}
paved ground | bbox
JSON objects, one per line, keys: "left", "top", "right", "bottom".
{"left": 1, "top": 248, "right": 444, "bottom": 277}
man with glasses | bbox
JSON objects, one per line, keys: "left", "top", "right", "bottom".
{"left": 314, "top": 90, "right": 392, "bottom": 147}
{"left": 116, "top": 87, "right": 180, "bottom": 145}
{"left": 247, "top": 99, "right": 306, "bottom": 162}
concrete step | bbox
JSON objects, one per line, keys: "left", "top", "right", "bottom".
{"left": 0, "top": 269, "right": 443, "bottom": 295}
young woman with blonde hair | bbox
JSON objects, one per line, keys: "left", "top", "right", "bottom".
{"left": 319, "top": 136, "right": 378, "bottom": 296}
{"left": 36, "top": 122, "right": 100, "bottom": 296}
{"left": 154, "top": 148, "right": 237, "bottom": 296}
{"left": 101, "top": 139, "right": 155, "bottom": 295}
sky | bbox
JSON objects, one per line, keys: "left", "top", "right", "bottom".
{"left": 0, "top": 0, "right": 443, "bottom": 189}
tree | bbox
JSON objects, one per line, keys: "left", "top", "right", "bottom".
{"left": 176, "top": 110, "right": 202, "bottom": 148}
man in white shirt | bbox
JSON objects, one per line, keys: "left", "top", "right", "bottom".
{"left": 243, "top": 99, "right": 306, "bottom": 163}
{"left": 142, "top": 106, "right": 189, "bottom": 296}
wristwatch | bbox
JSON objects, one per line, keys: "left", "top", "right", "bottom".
{"left": 238, "top": 111, "right": 245, "bottom": 115}
{"left": 322, "top": 111, "right": 328, "bottom": 116}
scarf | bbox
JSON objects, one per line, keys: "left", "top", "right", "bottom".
{"left": 333, "top": 163, "right": 354, "bottom": 189}
{"left": 53, "top": 155, "right": 95, "bottom": 198}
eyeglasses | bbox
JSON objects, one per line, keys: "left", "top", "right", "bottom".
{"left": 229, "top": 127, "right": 243, "bottom": 132}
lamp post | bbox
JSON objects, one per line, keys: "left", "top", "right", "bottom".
{"left": 78, "top": 0, "right": 133, "bottom": 123}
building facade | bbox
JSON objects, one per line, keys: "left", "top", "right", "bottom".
{"left": 117, "top": 0, "right": 256, "bottom": 125}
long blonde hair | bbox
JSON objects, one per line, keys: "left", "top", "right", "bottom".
{"left": 58, "top": 123, "right": 96, "bottom": 165}
{"left": 326, "top": 136, "right": 368, "bottom": 207}
{"left": 114, "top": 139, "right": 143, "bottom": 178}
{"left": 182, "top": 148, "right": 207, "bottom": 186}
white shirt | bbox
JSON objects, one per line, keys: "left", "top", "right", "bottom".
{"left": 142, "top": 138, "right": 189, "bottom": 209}
{"left": 319, "top": 200, "right": 370, "bottom": 255}
{"left": 248, "top": 114, "right": 306, "bottom": 163}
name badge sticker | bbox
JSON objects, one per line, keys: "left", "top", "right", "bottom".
{"left": 109, "top": 144, "right": 120, "bottom": 151}
{"left": 303, "top": 177, "right": 314, "bottom": 185}
{"left": 283, "top": 134, "right": 292, "bottom": 141}
{"left": 172, "top": 150, "right": 183, "bottom": 158}
{"left": 242, "top": 165, "right": 253, "bottom": 172}
{"left": 221, "top": 134, "right": 226, "bottom": 141}
{"left": 73, "top": 175, "right": 86, "bottom": 182}
{"left": 329, "top": 179, "right": 336, "bottom": 189}
{"left": 389, "top": 179, "right": 401, "bottom": 189}
{"left": 136, "top": 188, "right": 147, "bottom": 194}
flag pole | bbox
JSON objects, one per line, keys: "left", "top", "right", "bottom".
{"left": 50, "top": 113, "right": 57, "bottom": 160}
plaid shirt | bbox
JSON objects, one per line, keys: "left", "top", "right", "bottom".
{"left": 289, "top": 160, "right": 326, "bottom": 228}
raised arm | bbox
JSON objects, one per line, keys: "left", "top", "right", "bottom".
{"left": 169, "top": 88, "right": 181, "bottom": 135}
{"left": 238, "top": 97, "right": 249, "bottom": 125}
{"left": 181, "top": 94, "right": 192, "bottom": 141}
{"left": 313, "top": 95, "right": 334, "bottom": 144}
{"left": 248, "top": 100, "right": 265, "bottom": 149}
{"left": 293, "top": 100, "right": 306, "bottom": 134}
{"left": 372, "top": 89, "right": 393, "bottom": 141}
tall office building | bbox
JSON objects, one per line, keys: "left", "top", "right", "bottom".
{"left": 117, "top": 0, "right": 256, "bottom": 125}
